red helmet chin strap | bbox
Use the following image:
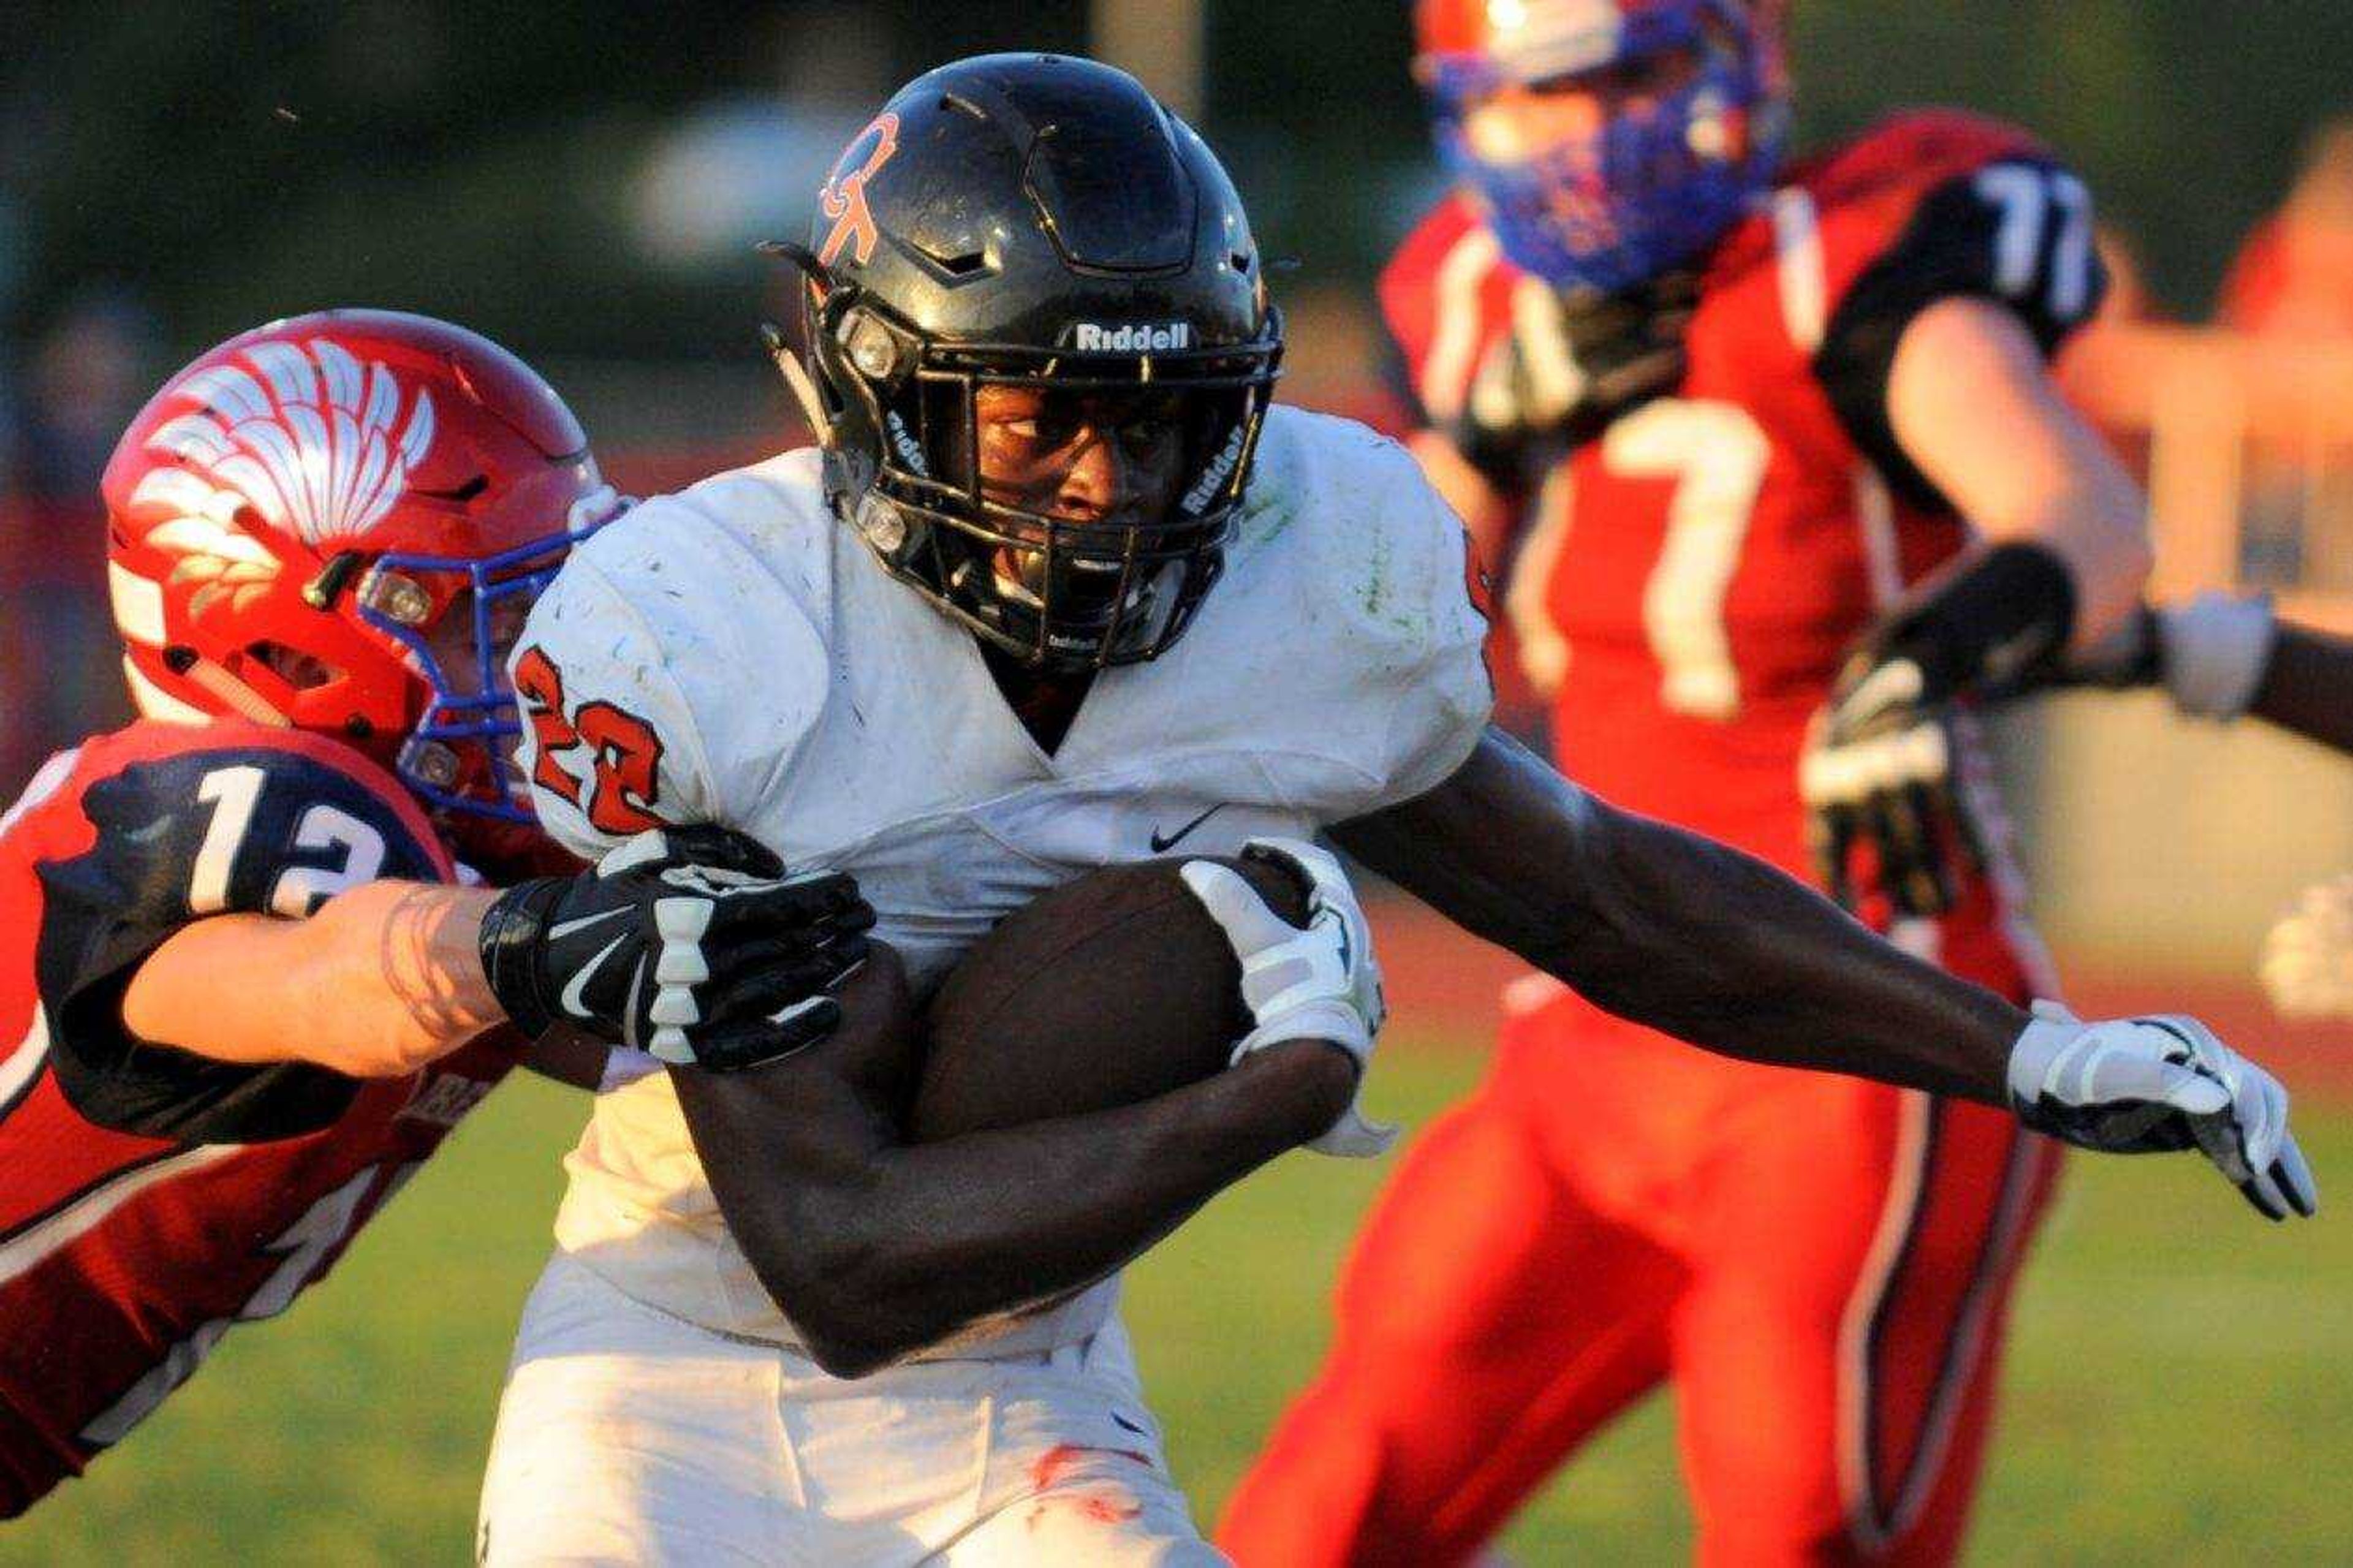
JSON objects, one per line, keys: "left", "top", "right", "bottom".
{"left": 171, "top": 654, "right": 292, "bottom": 729}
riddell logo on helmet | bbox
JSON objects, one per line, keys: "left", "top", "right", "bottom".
{"left": 1181, "top": 423, "right": 1249, "bottom": 514}
{"left": 1070, "top": 322, "right": 1192, "bottom": 353}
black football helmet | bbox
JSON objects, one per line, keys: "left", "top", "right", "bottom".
{"left": 763, "top": 53, "right": 1283, "bottom": 671}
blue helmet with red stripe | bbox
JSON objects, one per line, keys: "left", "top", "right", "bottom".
{"left": 1415, "top": 0, "right": 1789, "bottom": 292}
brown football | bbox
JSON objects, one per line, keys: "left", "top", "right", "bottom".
{"left": 911, "top": 855, "right": 1311, "bottom": 1141}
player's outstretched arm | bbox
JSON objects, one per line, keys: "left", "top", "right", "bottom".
{"left": 672, "top": 945, "right": 1357, "bottom": 1379}
{"left": 122, "top": 881, "right": 507, "bottom": 1080}
{"left": 1337, "top": 727, "right": 2316, "bottom": 1219}
{"left": 2067, "top": 592, "right": 2353, "bottom": 756}
{"left": 2248, "top": 619, "right": 2353, "bottom": 755}
{"left": 1341, "top": 729, "right": 2022, "bottom": 1100}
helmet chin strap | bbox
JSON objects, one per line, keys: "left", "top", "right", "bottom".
{"left": 755, "top": 241, "right": 844, "bottom": 450}
{"left": 181, "top": 654, "right": 293, "bottom": 727}
{"left": 760, "top": 319, "right": 836, "bottom": 449}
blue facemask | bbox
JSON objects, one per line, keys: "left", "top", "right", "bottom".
{"left": 358, "top": 485, "right": 622, "bottom": 824}
{"left": 1423, "top": 0, "right": 1785, "bottom": 294}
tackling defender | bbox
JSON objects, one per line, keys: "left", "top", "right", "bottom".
{"left": 0, "top": 310, "right": 616, "bottom": 1511}
{"left": 0, "top": 312, "right": 865, "bottom": 1515}
{"left": 1221, "top": 5, "right": 2230, "bottom": 1564}
{"left": 472, "top": 54, "right": 2309, "bottom": 1566}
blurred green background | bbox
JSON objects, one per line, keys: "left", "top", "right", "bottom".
{"left": 4, "top": 1047, "right": 2346, "bottom": 1565}
{"left": 7, "top": 1, "right": 2353, "bottom": 365}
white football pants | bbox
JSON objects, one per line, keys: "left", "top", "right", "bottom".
{"left": 476, "top": 1251, "right": 1222, "bottom": 1566}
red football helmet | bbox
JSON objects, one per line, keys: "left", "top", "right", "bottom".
{"left": 102, "top": 309, "right": 621, "bottom": 852}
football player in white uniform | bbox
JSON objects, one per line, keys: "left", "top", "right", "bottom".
{"left": 473, "top": 55, "right": 2315, "bottom": 1566}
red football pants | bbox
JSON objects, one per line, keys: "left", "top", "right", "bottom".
{"left": 0, "top": 1392, "right": 75, "bottom": 1519}
{"left": 1219, "top": 915, "right": 2061, "bottom": 1567}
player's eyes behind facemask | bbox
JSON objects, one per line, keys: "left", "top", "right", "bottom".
{"left": 969, "top": 385, "right": 1191, "bottom": 523}
{"left": 415, "top": 581, "right": 535, "bottom": 700}
{"left": 936, "top": 384, "right": 1218, "bottom": 645}
{"left": 1460, "top": 39, "right": 1713, "bottom": 166}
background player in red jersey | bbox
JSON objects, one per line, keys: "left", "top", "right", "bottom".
{"left": 0, "top": 309, "right": 871, "bottom": 1516}
{"left": 1221, "top": 4, "right": 2184, "bottom": 1564}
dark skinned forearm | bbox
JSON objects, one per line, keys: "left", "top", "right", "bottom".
{"left": 2249, "top": 621, "right": 2353, "bottom": 757}
{"left": 1334, "top": 727, "right": 2028, "bottom": 1104}
{"left": 672, "top": 946, "right": 1353, "bottom": 1377}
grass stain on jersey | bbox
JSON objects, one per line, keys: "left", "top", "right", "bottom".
{"left": 1238, "top": 492, "right": 1297, "bottom": 549}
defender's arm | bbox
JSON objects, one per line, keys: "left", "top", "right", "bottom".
{"left": 121, "top": 816, "right": 864, "bottom": 1091}
{"left": 1888, "top": 297, "right": 2153, "bottom": 647}
{"left": 123, "top": 881, "right": 504, "bottom": 1080}
{"left": 673, "top": 943, "right": 1354, "bottom": 1379}
{"left": 1806, "top": 301, "right": 2161, "bottom": 915}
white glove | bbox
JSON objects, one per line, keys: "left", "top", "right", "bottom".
{"left": 2158, "top": 590, "right": 2278, "bottom": 719}
{"left": 2007, "top": 1001, "right": 2317, "bottom": 1221}
{"left": 1179, "top": 838, "right": 1393, "bottom": 1158}
{"left": 2261, "top": 874, "right": 2353, "bottom": 1019}
{"left": 2072, "top": 591, "right": 2278, "bottom": 719}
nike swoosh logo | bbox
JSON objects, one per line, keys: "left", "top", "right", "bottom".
{"left": 549, "top": 906, "right": 632, "bottom": 941}
{"left": 1322, "top": 906, "right": 1350, "bottom": 973}
{"left": 619, "top": 952, "right": 650, "bottom": 1052}
{"left": 1150, "top": 804, "right": 1226, "bottom": 854}
{"left": 561, "top": 933, "right": 634, "bottom": 1021}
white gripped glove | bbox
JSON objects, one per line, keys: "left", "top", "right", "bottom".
{"left": 1179, "top": 838, "right": 1394, "bottom": 1158}
{"left": 2006, "top": 1001, "right": 2317, "bottom": 1221}
{"left": 2158, "top": 590, "right": 2279, "bottom": 719}
{"left": 2068, "top": 590, "right": 2278, "bottom": 720}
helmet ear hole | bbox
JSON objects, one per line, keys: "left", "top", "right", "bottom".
{"left": 248, "top": 641, "right": 344, "bottom": 691}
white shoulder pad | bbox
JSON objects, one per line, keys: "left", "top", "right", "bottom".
{"left": 1238, "top": 407, "right": 1496, "bottom": 815}
{"left": 510, "top": 453, "right": 835, "bottom": 862}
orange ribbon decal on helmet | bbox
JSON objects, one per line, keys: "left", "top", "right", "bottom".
{"left": 819, "top": 112, "right": 903, "bottom": 268}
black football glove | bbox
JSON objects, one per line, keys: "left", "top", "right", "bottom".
{"left": 1551, "top": 268, "right": 1699, "bottom": 445}
{"left": 477, "top": 825, "right": 874, "bottom": 1072}
{"left": 1803, "top": 542, "right": 2077, "bottom": 918}
{"left": 1802, "top": 654, "right": 1983, "bottom": 918}
{"left": 1441, "top": 270, "right": 1697, "bottom": 483}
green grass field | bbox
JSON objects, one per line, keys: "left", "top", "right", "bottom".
{"left": 6, "top": 1039, "right": 2349, "bottom": 1566}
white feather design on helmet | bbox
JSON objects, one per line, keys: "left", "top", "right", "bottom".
{"left": 142, "top": 338, "right": 437, "bottom": 548}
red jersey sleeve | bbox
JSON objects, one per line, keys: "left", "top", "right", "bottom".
{"left": 26, "top": 722, "right": 452, "bottom": 1146}
{"left": 1808, "top": 111, "right": 2111, "bottom": 510}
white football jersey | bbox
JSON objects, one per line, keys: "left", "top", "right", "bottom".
{"left": 514, "top": 404, "right": 1493, "bottom": 1352}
